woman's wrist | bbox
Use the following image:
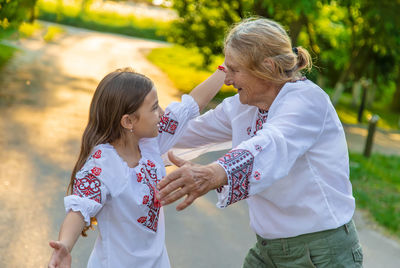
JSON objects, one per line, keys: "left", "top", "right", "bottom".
{"left": 207, "top": 162, "right": 228, "bottom": 189}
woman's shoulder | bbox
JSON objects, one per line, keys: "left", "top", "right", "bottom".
{"left": 280, "top": 79, "right": 329, "bottom": 104}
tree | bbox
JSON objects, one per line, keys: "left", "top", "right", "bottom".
{"left": 0, "top": 0, "right": 38, "bottom": 31}
{"left": 168, "top": 0, "right": 242, "bottom": 66}
{"left": 330, "top": 0, "right": 400, "bottom": 107}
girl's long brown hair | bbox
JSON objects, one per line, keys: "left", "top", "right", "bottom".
{"left": 67, "top": 67, "right": 154, "bottom": 236}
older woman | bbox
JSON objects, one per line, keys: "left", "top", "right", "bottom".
{"left": 157, "top": 17, "right": 363, "bottom": 267}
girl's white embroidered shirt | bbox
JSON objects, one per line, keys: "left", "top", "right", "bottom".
{"left": 64, "top": 95, "right": 199, "bottom": 268}
{"left": 175, "top": 79, "right": 355, "bottom": 239}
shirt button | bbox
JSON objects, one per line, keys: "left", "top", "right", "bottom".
{"left": 261, "top": 241, "right": 267, "bottom": 246}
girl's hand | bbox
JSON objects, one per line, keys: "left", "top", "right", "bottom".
{"left": 48, "top": 241, "right": 72, "bottom": 268}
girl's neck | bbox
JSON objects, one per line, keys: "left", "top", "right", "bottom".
{"left": 111, "top": 136, "right": 141, "bottom": 168}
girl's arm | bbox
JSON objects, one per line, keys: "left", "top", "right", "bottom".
{"left": 189, "top": 66, "right": 226, "bottom": 112}
{"left": 48, "top": 211, "right": 86, "bottom": 268}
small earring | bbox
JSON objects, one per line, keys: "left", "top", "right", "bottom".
{"left": 130, "top": 128, "right": 134, "bottom": 133}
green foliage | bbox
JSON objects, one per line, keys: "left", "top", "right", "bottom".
{"left": 0, "top": 0, "right": 37, "bottom": 29}
{"left": 168, "top": 0, "right": 242, "bottom": 66}
{"left": 43, "top": 25, "right": 65, "bottom": 42}
{"left": 0, "top": 42, "right": 17, "bottom": 70}
{"left": 146, "top": 45, "right": 235, "bottom": 99}
{"left": 350, "top": 152, "right": 400, "bottom": 237}
{"left": 168, "top": 0, "right": 400, "bottom": 112}
{"left": 0, "top": 0, "right": 37, "bottom": 68}
{"left": 36, "top": 0, "right": 170, "bottom": 41}
{"left": 18, "top": 21, "right": 42, "bottom": 38}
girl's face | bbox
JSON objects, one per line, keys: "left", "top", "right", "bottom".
{"left": 132, "top": 88, "right": 164, "bottom": 138}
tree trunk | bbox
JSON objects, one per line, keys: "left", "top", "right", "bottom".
{"left": 289, "top": 12, "right": 307, "bottom": 46}
{"left": 391, "top": 72, "right": 400, "bottom": 112}
{"left": 351, "top": 80, "right": 361, "bottom": 107}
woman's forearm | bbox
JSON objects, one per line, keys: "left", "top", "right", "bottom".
{"left": 189, "top": 68, "right": 226, "bottom": 112}
{"left": 58, "top": 211, "right": 86, "bottom": 252}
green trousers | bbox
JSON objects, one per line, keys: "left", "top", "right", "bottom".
{"left": 243, "top": 220, "right": 363, "bottom": 268}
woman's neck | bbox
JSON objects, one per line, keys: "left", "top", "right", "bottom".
{"left": 111, "top": 136, "right": 141, "bottom": 168}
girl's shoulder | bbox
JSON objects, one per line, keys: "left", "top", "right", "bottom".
{"left": 77, "top": 143, "right": 130, "bottom": 197}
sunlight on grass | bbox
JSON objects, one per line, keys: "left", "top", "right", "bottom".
{"left": 0, "top": 44, "right": 17, "bottom": 70}
{"left": 147, "top": 45, "right": 235, "bottom": 97}
{"left": 43, "top": 25, "right": 65, "bottom": 42}
{"left": 18, "top": 21, "right": 42, "bottom": 38}
{"left": 36, "top": 0, "right": 170, "bottom": 41}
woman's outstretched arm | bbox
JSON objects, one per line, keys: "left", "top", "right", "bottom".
{"left": 48, "top": 211, "right": 85, "bottom": 268}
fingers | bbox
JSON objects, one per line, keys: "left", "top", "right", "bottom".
{"left": 167, "top": 151, "right": 187, "bottom": 168}
{"left": 176, "top": 194, "right": 197, "bottom": 211}
{"left": 157, "top": 168, "right": 183, "bottom": 191}
{"left": 160, "top": 185, "right": 188, "bottom": 206}
{"left": 49, "top": 241, "right": 60, "bottom": 250}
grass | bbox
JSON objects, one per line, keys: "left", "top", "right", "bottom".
{"left": 336, "top": 93, "right": 400, "bottom": 131}
{"left": 349, "top": 153, "right": 400, "bottom": 237}
{"left": 36, "top": 0, "right": 170, "bottom": 41}
{"left": 0, "top": 27, "right": 19, "bottom": 70}
{"left": 43, "top": 25, "right": 65, "bottom": 42}
{"left": 18, "top": 21, "right": 42, "bottom": 38}
{"left": 0, "top": 43, "right": 17, "bottom": 70}
{"left": 146, "top": 45, "right": 236, "bottom": 102}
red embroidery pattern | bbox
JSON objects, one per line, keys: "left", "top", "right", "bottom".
{"left": 217, "top": 149, "right": 254, "bottom": 206}
{"left": 136, "top": 173, "right": 144, "bottom": 182}
{"left": 255, "top": 144, "right": 262, "bottom": 152}
{"left": 248, "top": 110, "right": 268, "bottom": 137}
{"left": 136, "top": 161, "right": 161, "bottom": 232}
{"left": 247, "top": 127, "right": 251, "bottom": 136}
{"left": 137, "top": 216, "right": 147, "bottom": 223}
{"left": 91, "top": 167, "right": 102, "bottom": 176}
{"left": 254, "top": 171, "right": 261, "bottom": 180}
{"left": 92, "top": 150, "right": 102, "bottom": 159}
{"left": 159, "top": 112, "right": 179, "bottom": 134}
{"left": 73, "top": 172, "right": 102, "bottom": 203}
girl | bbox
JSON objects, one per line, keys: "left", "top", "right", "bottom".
{"left": 48, "top": 67, "right": 225, "bottom": 268}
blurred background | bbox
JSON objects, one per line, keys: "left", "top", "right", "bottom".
{"left": 0, "top": 0, "right": 399, "bottom": 267}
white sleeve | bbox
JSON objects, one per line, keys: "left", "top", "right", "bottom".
{"left": 216, "top": 89, "right": 328, "bottom": 208}
{"left": 64, "top": 150, "right": 110, "bottom": 226}
{"left": 157, "top": 94, "right": 200, "bottom": 154}
{"left": 173, "top": 97, "right": 233, "bottom": 149}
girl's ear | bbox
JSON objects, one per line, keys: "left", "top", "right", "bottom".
{"left": 120, "top": 114, "right": 137, "bottom": 130}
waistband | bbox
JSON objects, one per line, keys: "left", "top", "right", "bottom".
{"left": 256, "top": 220, "right": 355, "bottom": 246}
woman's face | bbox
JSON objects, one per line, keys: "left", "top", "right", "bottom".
{"left": 224, "top": 48, "right": 281, "bottom": 110}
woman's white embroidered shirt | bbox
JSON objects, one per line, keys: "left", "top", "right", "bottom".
{"left": 176, "top": 80, "right": 355, "bottom": 239}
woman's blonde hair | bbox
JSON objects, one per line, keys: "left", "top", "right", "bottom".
{"left": 224, "top": 17, "right": 312, "bottom": 84}
{"left": 67, "top": 67, "right": 154, "bottom": 236}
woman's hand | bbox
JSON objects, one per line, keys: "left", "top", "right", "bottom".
{"left": 48, "top": 241, "right": 71, "bottom": 268}
{"left": 157, "top": 151, "right": 227, "bottom": 211}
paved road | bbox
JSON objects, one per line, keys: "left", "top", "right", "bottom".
{"left": 0, "top": 23, "right": 399, "bottom": 267}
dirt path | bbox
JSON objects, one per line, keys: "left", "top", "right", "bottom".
{"left": 0, "top": 22, "right": 399, "bottom": 267}
{"left": 0, "top": 22, "right": 181, "bottom": 267}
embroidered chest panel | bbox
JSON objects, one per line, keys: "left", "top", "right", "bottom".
{"left": 247, "top": 109, "right": 268, "bottom": 137}
{"left": 136, "top": 159, "right": 161, "bottom": 232}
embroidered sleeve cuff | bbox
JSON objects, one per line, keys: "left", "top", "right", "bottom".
{"left": 64, "top": 195, "right": 102, "bottom": 226}
{"left": 215, "top": 149, "right": 254, "bottom": 208}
